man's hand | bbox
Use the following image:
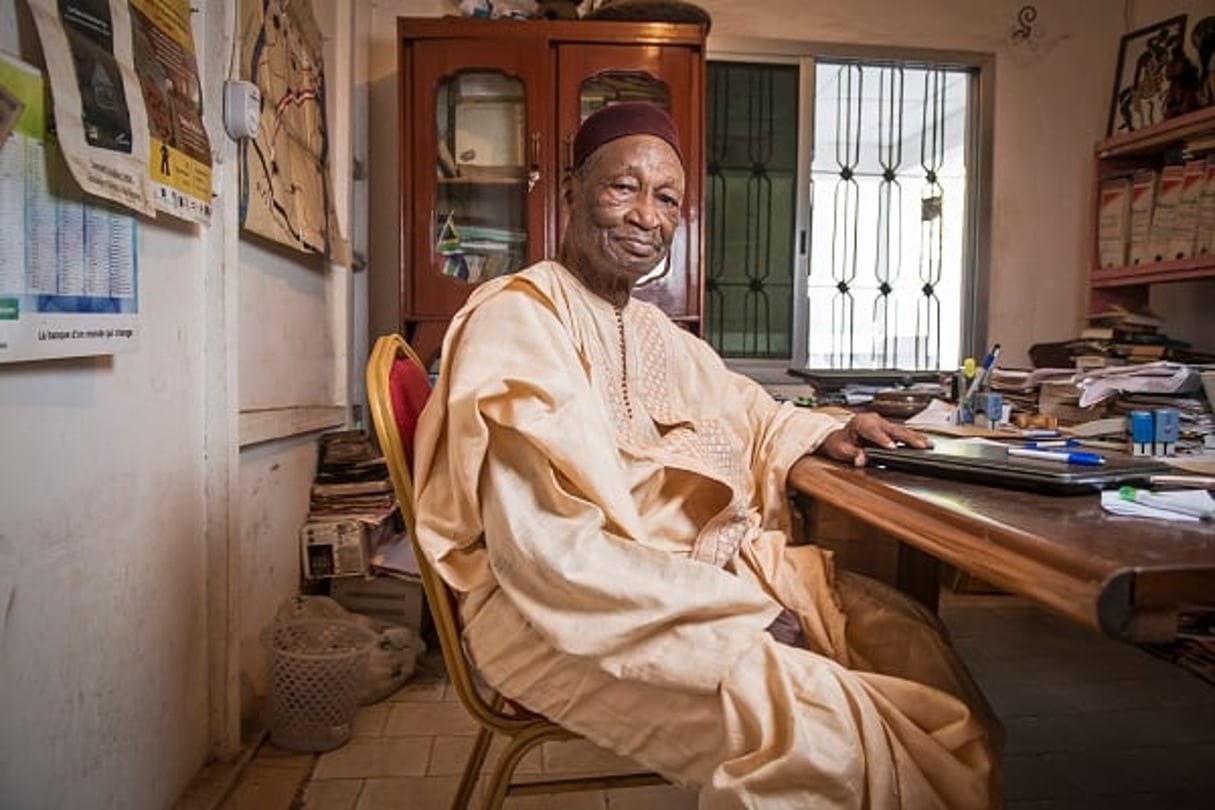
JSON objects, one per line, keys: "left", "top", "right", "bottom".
{"left": 816, "top": 412, "right": 932, "bottom": 467}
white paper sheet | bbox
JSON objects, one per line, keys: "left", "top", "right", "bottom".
{"left": 1100, "top": 488, "right": 1215, "bottom": 522}
{"left": 1076, "top": 362, "right": 1201, "bottom": 408}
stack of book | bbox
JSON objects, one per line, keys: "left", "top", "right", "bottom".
{"left": 1067, "top": 305, "right": 1191, "bottom": 369}
{"left": 309, "top": 430, "right": 396, "bottom": 520}
{"left": 987, "top": 367, "right": 1041, "bottom": 417}
{"left": 300, "top": 430, "right": 398, "bottom": 580}
{"left": 1098, "top": 154, "right": 1215, "bottom": 269}
{"left": 306, "top": 432, "right": 427, "bottom": 632}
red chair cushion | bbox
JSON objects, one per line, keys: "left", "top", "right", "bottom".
{"left": 387, "top": 348, "right": 540, "bottom": 722}
{"left": 388, "top": 353, "right": 432, "bottom": 466}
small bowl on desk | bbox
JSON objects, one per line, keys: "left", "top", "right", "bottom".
{"left": 871, "top": 389, "right": 936, "bottom": 420}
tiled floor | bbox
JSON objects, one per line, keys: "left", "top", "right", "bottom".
{"left": 218, "top": 592, "right": 1215, "bottom": 809}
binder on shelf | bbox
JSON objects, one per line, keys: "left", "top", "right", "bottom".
{"left": 1146, "top": 165, "right": 1185, "bottom": 264}
{"left": 1127, "top": 169, "right": 1157, "bottom": 266}
{"left": 1167, "top": 159, "right": 1208, "bottom": 261}
{"left": 1097, "top": 176, "right": 1131, "bottom": 269}
{"left": 1194, "top": 156, "right": 1215, "bottom": 256}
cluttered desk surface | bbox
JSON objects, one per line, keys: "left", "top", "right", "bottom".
{"left": 784, "top": 350, "right": 1215, "bottom": 646}
{"left": 788, "top": 452, "right": 1215, "bottom": 645}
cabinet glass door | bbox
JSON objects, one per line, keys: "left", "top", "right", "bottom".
{"left": 434, "top": 72, "right": 530, "bottom": 285}
{"left": 578, "top": 72, "right": 671, "bottom": 121}
{"left": 578, "top": 73, "right": 677, "bottom": 283}
{"left": 559, "top": 47, "right": 702, "bottom": 323}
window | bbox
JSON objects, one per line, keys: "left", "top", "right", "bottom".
{"left": 705, "top": 41, "right": 992, "bottom": 375}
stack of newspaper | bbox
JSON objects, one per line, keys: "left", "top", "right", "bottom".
{"left": 309, "top": 430, "right": 396, "bottom": 521}
{"left": 300, "top": 431, "right": 398, "bottom": 580}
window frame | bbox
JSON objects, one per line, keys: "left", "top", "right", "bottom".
{"left": 705, "top": 36, "right": 996, "bottom": 376}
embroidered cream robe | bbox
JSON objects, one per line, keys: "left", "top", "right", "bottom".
{"left": 414, "top": 261, "right": 998, "bottom": 809}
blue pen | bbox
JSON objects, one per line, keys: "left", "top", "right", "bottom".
{"left": 1008, "top": 447, "right": 1105, "bottom": 466}
{"left": 963, "top": 343, "right": 1001, "bottom": 402}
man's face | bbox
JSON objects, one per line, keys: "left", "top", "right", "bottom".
{"left": 561, "top": 134, "right": 685, "bottom": 294}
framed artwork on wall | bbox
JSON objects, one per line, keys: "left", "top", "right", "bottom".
{"left": 1194, "top": 16, "right": 1215, "bottom": 107}
{"left": 1107, "top": 14, "right": 1187, "bottom": 136}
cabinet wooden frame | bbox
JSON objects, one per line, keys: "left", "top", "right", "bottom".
{"left": 397, "top": 17, "right": 708, "bottom": 366}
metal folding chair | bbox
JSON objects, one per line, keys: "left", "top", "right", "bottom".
{"left": 365, "top": 334, "right": 666, "bottom": 809}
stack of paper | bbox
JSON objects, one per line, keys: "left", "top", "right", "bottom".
{"left": 1075, "top": 362, "right": 1201, "bottom": 408}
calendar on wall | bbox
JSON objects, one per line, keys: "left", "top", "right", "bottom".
{"left": 0, "top": 53, "right": 139, "bottom": 363}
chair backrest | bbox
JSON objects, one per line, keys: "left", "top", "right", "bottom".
{"left": 365, "top": 335, "right": 536, "bottom": 733}
{"left": 367, "top": 335, "right": 431, "bottom": 526}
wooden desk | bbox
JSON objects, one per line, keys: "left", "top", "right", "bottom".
{"left": 788, "top": 457, "right": 1215, "bottom": 643}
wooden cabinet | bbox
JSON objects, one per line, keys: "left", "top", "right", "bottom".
{"left": 1089, "top": 105, "right": 1215, "bottom": 315}
{"left": 397, "top": 17, "right": 707, "bottom": 364}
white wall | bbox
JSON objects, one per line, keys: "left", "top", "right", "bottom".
{"left": 0, "top": 0, "right": 1210, "bottom": 807}
{"left": 0, "top": 1, "right": 358, "bottom": 808}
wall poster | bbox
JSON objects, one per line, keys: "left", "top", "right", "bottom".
{"left": 26, "top": 0, "right": 155, "bottom": 215}
{"left": 26, "top": 0, "right": 212, "bottom": 223}
{"left": 0, "top": 53, "right": 139, "bottom": 363}
{"left": 129, "top": 0, "right": 213, "bottom": 223}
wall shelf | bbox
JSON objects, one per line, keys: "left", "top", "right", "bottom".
{"left": 1091, "top": 255, "right": 1215, "bottom": 287}
{"left": 1097, "top": 105, "right": 1215, "bottom": 160}
{"left": 1088, "top": 105, "right": 1215, "bottom": 312}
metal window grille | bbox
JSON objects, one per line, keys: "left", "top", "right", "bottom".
{"left": 706, "top": 56, "right": 979, "bottom": 372}
{"left": 704, "top": 63, "right": 798, "bottom": 358}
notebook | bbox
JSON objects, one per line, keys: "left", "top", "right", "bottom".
{"left": 864, "top": 436, "right": 1174, "bottom": 495}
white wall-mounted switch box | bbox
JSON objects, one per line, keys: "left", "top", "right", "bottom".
{"left": 223, "top": 79, "right": 261, "bottom": 140}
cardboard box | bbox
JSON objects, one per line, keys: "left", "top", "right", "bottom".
{"left": 330, "top": 573, "right": 427, "bottom": 634}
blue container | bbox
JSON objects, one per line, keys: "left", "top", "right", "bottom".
{"left": 978, "top": 392, "right": 1004, "bottom": 423}
{"left": 1128, "top": 410, "right": 1154, "bottom": 456}
{"left": 1154, "top": 408, "right": 1180, "bottom": 455}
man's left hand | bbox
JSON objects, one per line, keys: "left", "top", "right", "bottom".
{"left": 815, "top": 412, "right": 932, "bottom": 467}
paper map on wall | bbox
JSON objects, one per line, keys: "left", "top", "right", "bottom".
{"left": 239, "top": 0, "right": 348, "bottom": 263}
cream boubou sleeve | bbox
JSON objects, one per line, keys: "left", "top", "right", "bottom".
{"left": 414, "top": 282, "right": 791, "bottom": 693}
{"left": 662, "top": 323, "right": 847, "bottom": 531}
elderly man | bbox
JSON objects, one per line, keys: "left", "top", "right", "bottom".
{"left": 414, "top": 102, "right": 1001, "bottom": 809}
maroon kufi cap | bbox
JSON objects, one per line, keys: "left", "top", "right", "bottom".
{"left": 572, "top": 102, "right": 683, "bottom": 170}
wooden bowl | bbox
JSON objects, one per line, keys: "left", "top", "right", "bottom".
{"left": 871, "top": 389, "right": 936, "bottom": 420}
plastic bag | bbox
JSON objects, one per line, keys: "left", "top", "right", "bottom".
{"left": 276, "top": 595, "right": 426, "bottom": 704}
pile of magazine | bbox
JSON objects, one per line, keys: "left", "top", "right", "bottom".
{"left": 309, "top": 430, "right": 396, "bottom": 522}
